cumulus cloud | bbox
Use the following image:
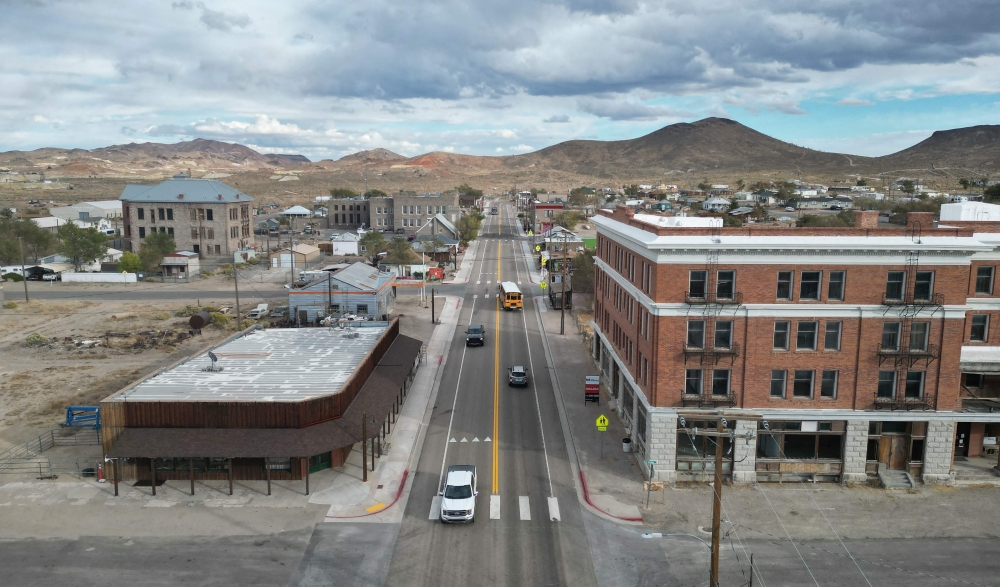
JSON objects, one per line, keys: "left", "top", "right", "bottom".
{"left": 836, "top": 97, "right": 876, "bottom": 106}
{"left": 1, "top": 0, "right": 999, "bottom": 156}
{"left": 578, "top": 98, "right": 692, "bottom": 121}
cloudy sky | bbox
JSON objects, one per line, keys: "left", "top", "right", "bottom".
{"left": 3, "top": 0, "right": 1000, "bottom": 161}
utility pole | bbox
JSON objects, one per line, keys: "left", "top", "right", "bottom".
{"left": 327, "top": 272, "right": 332, "bottom": 314}
{"left": 18, "top": 237, "right": 28, "bottom": 302}
{"left": 290, "top": 230, "right": 296, "bottom": 283}
{"left": 234, "top": 263, "right": 242, "bottom": 331}
{"left": 710, "top": 418, "right": 724, "bottom": 587}
{"left": 431, "top": 287, "right": 436, "bottom": 324}
{"left": 560, "top": 232, "right": 568, "bottom": 334}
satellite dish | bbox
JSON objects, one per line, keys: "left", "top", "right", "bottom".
{"left": 204, "top": 351, "right": 223, "bottom": 372}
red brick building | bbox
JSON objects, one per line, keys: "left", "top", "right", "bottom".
{"left": 591, "top": 204, "right": 1000, "bottom": 485}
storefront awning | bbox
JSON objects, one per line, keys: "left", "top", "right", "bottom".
{"left": 960, "top": 346, "right": 1000, "bottom": 373}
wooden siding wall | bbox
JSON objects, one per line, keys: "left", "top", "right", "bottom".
{"left": 100, "top": 319, "right": 400, "bottom": 436}
{"left": 117, "top": 446, "right": 352, "bottom": 482}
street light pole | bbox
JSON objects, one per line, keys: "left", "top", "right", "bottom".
{"left": 18, "top": 237, "right": 28, "bottom": 302}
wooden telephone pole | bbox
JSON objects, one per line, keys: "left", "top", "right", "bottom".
{"left": 560, "top": 232, "right": 568, "bottom": 334}
{"left": 710, "top": 418, "right": 724, "bottom": 587}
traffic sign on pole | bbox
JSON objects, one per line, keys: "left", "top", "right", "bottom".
{"left": 596, "top": 414, "right": 608, "bottom": 431}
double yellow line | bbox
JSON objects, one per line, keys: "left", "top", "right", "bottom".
{"left": 492, "top": 239, "right": 501, "bottom": 494}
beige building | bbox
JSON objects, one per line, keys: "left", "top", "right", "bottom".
{"left": 120, "top": 175, "right": 253, "bottom": 257}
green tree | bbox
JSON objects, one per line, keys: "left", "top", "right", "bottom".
{"left": 796, "top": 214, "right": 849, "bottom": 228}
{"left": 119, "top": 251, "right": 143, "bottom": 273}
{"left": 852, "top": 196, "right": 878, "bottom": 211}
{"left": 569, "top": 187, "right": 595, "bottom": 207}
{"left": 456, "top": 183, "right": 483, "bottom": 199}
{"left": 456, "top": 215, "right": 481, "bottom": 244}
{"left": 358, "top": 230, "right": 387, "bottom": 264}
{"left": 363, "top": 189, "right": 387, "bottom": 199}
{"left": 138, "top": 231, "right": 176, "bottom": 271}
{"left": 623, "top": 184, "right": 639, "bottom": 197}
{"left": 900, "top": 180, "right": 916, "bottom": 195}
{"left": 959, "top": 178, "right": 971, "bottom": 190}
{"left": 735, "top": 179, "right": 745, "bottom": 191}
{"left": 330, "top": 187, "right": 359, "bottom": 198}
{"left": 57, "top": 223, "right": 109, "bottom": 271}
{"left": 984, "top": 184, "right": 1000, "bottom": 203}
{"left": 0, "top": 218, "right": 56, "bottom": 263}
{"left": 836, "top": 209, "right": 856, "bottom": 226}
{"left": 570, "top": 248, "right": 595, "bottom": 293}
{"left": 552, "top": 211, "right": 580, "bottom": 230}
{"left": 697, "top": 180, "right": 712, "bottom": 191}
{"left": 384, "top": 236, "right": 414, "bottom": 264}
{"left": 856, "top": 178, "right": 867, "bottom": 186}
{"left": 722, "top": 215, "right": 743, "bottom": 227}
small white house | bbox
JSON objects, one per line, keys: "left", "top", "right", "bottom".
{"left": 329, "top": 232, "right": 360, "bottom": 256}
{"left": 702, "top": 197, "right": 731, "bottom": 213}
{"left": 161, "top": 251, "right": 200, "bottom": 279}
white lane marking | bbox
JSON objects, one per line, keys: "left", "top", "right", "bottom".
{"left": 518, "top": 281, "right": 522, "bottom": 286}
{"left": 476, "top": 281, "right": 481, "bottom": 285}
{"left": 449, "top": 438, "right": 456, "bottom": 443}
{"left": 490, "top": 495, "right": 500, "bottom": 519}
{"left": 436, "top": 297, "right": 478, "bottom": 492}
{"left": 460, "top": 437, "right": 468, "bottom": 442}
{"left": 547, "top": 497, "right": 561, "bottom": 521}
{"left": 430, "top": 496, "right": 442, "bottom": 520}
{"left": 519, "top": 496, "right": 531, "bottom": 521}
{"left": 521, "top": 295, "right": 555, "bottom": 498}
{"left": 484, "top": 437, "right": 492, "bottom": 442}
{"left": 473, "top": 295, "right": 478, "bottom": 299}
{"left": 472, "top": 437, "right": 479, "bottom": 442}
{"left": 487, "top": 280, "right": 491, "bottom": 285}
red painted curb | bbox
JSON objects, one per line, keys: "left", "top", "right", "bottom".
{"left": 579, "top": 471, "right": 643, "bottom": 522}
{"left": 325, "top": 469, "right": 410, "bottom": 519}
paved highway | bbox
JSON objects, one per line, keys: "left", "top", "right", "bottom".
{"left": 383, "top": 203, "right": 597, "bottom": 586}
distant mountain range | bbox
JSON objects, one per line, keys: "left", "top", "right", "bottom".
{"left": 2, "top": 119, "right": 998, "bottom": 188}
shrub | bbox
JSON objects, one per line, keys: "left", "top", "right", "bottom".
{"left": 151, "top": 312, "right": 171, "bottom": 320}
{"left": 2, "top": 273, "right": 24, "bottom": 282}
{"left": 209, "top": 312, "right": 230, "bottom": 327}
{"left": 25, "top": 332, "right": 48, "bottom": 347}
{"left": 2, "top": 301, "right": 16, "bottom": 310}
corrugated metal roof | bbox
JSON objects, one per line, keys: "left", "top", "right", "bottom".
{"left": 109, "top": 326, "right": 387, "bottom": 402}
{"left": 329, "top": 262, "right": 384, "bottom": 290}
{"left": 118, "top": 179, "right": 253, "bottom": 203}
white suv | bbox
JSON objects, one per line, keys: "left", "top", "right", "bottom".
{"left": 440, "top": 465, "right": 477, "bottom": 523}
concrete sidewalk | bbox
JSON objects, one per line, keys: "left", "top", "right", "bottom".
{"left": 317, "top": 295, "right": 463, "bottom": 523}
{"left": 534, "top": 299, "right": 1000, "bottom": 541}
{"left": 443, "top": 241, "right": 477, "bottom": 284}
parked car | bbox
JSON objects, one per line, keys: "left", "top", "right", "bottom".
{"left": 270, "top": 306, "right": 288, "bottom": 318}
{"left": 785, "top": 206, "right": 796, "bottom": 212}
{"left": 304, "top": 225, "right": 313, "bottom": 234}
{"left": 439, "top": 465, "right": 477, "bottom": 523}
{"left": 246, "top": 304, "right": 269, "bottom": 319}
{"left": 508, "top": 366, "right": 529, "bottom": 387}
{"left": 407, "top": 233, "right": 416, "bottom": 241}
{"left": 465, "top": 325, "right": 485, "bottom": 346}
{"left": 830, "top": 205, "right": 843, "bottom": 210}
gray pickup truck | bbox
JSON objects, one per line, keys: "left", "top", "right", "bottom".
{"left": 465, "top": 325, "right": 485, "bottom": 346}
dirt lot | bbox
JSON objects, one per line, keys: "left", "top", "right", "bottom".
{"left": 0, "top": 298, "right": 237, "bottom": 451}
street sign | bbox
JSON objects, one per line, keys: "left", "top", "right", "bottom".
{"left": 596, "top": 414, "right": 608, "bottom": 432}
{"left": 540, "top": 281, "right": 547, "bottom": 290}
{"left": 645, "top": 460, "right": 657, "bottom": 465}
{"left": 585, "top": 375, "right": 600, "bottom": 404}
{"left": 535, "top": 245, "right": 541, "bottom": 252}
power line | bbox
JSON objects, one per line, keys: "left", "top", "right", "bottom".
{"left": 757, "top": 486, "right": 821, "bottom": 587}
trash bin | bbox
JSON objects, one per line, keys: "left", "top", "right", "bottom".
{"left": 622, "top": 438, "right": 632, "bottom": 453}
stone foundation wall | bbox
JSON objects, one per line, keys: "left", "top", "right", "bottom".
{"left": 646, "top": 413, "right": 677, "bottom": 483}
{"left": 842, "top": 419, "right": 869, "bottom": 486}
{"left": 732, "top": 420, "right": 757, "bottom": 484}
{"left": 923, "top": 420, "right": 956, "bottom": 485}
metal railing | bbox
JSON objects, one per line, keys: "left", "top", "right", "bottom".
{"left": 682, "top": 342, "right": 741, "bottom": 365}
{"left": 873, "top": 392, "right": 935, "bottom": 411}
{"left": 0, "top": 429, "right": 101, "bottom": 474}
{"left": 681, "top": 393, "right": 738, "bottom": 408}
{"left": 881, "top": 292, "right": 944, "bottom": 306}
{"left": 0, "top": 457, "right": 104, "bottom": 478}
{"left": 684, "top": 291, "right": 743, "bottom": 305}
{"left": 876, "top": 343, "right": 940, "bottom": 367}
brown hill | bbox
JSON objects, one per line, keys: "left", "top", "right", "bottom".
{"left": 506, "top": 117, "right": 871, "bottom": 177}
{"left": 879, "top": 124, "right": 1000, "bottom": 172}
{"left": 335, "top": 148, "right": 406, "bottom": 164}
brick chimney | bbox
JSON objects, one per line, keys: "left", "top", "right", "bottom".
{"left": 907, "top": 211, "right": 935, "bottom": 229}
{"left": 856, "top": 210, "right": 879, "bottom": 229}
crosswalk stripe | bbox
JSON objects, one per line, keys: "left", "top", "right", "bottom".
{"left": 490, "top": 495, "right": 500, "bottom": 520}
{"left": 547, "top": 497, "right": 561, "bottom": 521}
{"left": 519, "top": 496, "right": 531, "bottom": 521}
{"left": 430, "top": 496, "right": 441, "bottom": 520}
{"left": 487, "top": 280, "right": 491, "bottom": 285}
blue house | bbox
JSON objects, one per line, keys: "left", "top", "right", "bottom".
{"left": 288, "top": 262, "right": 396, "bottom": 323}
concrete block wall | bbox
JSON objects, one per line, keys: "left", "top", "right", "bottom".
{"left": 646, "top": 412, "right": 677, "bottom": 483}
{"left": 923, "top": 419, "right": 956, "bottom": 485}
{"left": 841, "top": 419, "right": 869, "bottom": 486}
{"left": 732, "top": 420, "right": 757, "bottom": 484}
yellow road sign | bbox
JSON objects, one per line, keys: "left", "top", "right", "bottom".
{"left": 540, "top": 281, "right": 547, "bottom": 290}
{"left": 535, "top": 245, "right": 540, "bottom": 252}
{"left": 596, "top": 414, "right": 608, "bottom": 431}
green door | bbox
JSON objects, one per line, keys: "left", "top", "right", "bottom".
{"left": 309, "top": 452, "right": 331, "bottom": 473}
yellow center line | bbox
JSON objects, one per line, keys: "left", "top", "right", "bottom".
{"left": 493, "top": 238, "right": 501, "bottom": 495}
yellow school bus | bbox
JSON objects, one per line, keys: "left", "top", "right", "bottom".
{"left": 500, "top": 281, "right": 522, "bottom": 310}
